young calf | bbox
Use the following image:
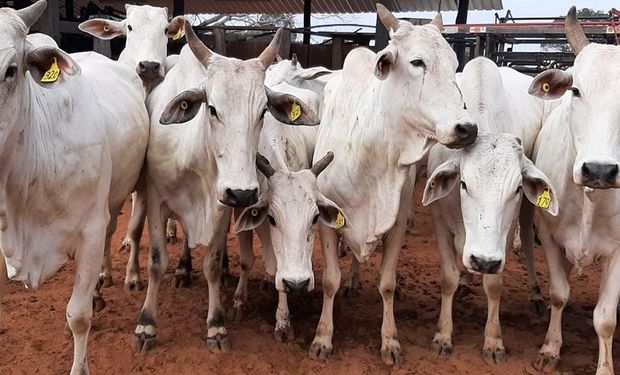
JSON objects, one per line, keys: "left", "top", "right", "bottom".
{"left": 423, "top": 133, "right": 557, "bottom": 363}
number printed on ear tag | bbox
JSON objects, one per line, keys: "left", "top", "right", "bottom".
{"left": 335, "top": 211, "right": 345, "bottom": 229}
{"left": 41, "top": 57, "right": 60, "bottom": 83}
{"left": 173, "top": 28, "right": 185, "bottom": 41}
{"left": 536, "top": 188, "right": 551, "bottom": 209}
{"left": 289, "top": 102, "right": 301, "bottom": 121}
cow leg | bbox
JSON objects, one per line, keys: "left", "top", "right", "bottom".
{"left": 133, "top": 190, "right": 169, "bottom": 353}
{"left": 274, "top": 291, "right": 295, "bottom": 342}
{"left": 99, "top": 230, "right": 114, "bottom": 288}
{"left": 481, "top": 273, "right": 506, "bottom": 364}
{"left": 256, "top": 223, "right": 276, "bottom": 291}
{"left": 204, "top": 210, "right": 232, "bottom": 353}
{"left": 340, "top": 258, "right": 360, "bottom": 298}
{"left": 309, "top": 223, "right": 340, "bottom": 360}
{"left": 124, "top": 188, "right": 146, "bottom": 291}
{"left": 533, "top": 235, "right": 572, "bottom": 372}
{"left": 166, "top": 219, "right": 178, "bottom": 244}
{"left": 91, "top": 212, "right": 119, "bottom": 313}
{"left": 173, "top": 236, "right": 192, "bottom": 288}
{"left": 593, "top": 255, "right": 620, "bottom": 375}
{"left": 0, "top": 252, "right": 5, "bottom": 327}
{"left": 519, "top": 200, "right": 545, "bottom": 315}
{"left": 430, "top": 219, "right": 458, "bottom": 358}
{"left": 68, "top": 221, "right": 106, "bottom": 375}
{"left": 229, "top": 227, "right": 254, "bottom": 321}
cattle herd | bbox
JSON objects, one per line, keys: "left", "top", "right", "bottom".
{"left": 0, "top": 1, "right": 619, "bottom": 374}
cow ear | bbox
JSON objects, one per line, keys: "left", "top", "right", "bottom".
{"left": 160, "top": 89, "right": 207, "bottom": 125}
{"left": 25, "top": 46, "right": 80, "bottom": 88}
{"left": 234, "top": 203, "right": 268, "bottom": 233}
{"left": 317, "top": 195, "right": 346, "bottom": 229}
{"left": 522, "top": 158, "right": 558, "bottom": 216}
{"left": 78, "top": 19, "right": 126, "bottom": 40}
{"left": 422, "top": 159, "right": 460, "bottom": 206}
{"left": 266, "top": 87, "right": 320, "bottom": 126}
{"left": 374, "top": 43, "right": 398, "bottom": 80}
{"left": 166, "top": 16, "right": 185, "bottom": 39}
{"left": 528, "top": 69, "right": 572, "bottom": 100}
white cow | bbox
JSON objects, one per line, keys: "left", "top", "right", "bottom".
{"left": 527, "top": 7, "right": 620, "bottom": 375}
{"left": 423, "top": 133, "right": 557, "bottom": 363}
{"left": 421, "top": 57, "right": 560, "bottom": 363}
{"left": 309, "top": 5, "right": 477, "bottom": 365}
{"left": 132, "top": 23, "right": 320, "bottom": 353}
{"left": 231, "top": 82, "right": 332, "bottom": 342}
{"left": 0, "top": 1, "right": 148, "bottom": 374}
{"left": 79, "top": 4, "right": 184, "bottom": 291}
{"left": 266, "top": 53, "right": 335, "bottom": 102}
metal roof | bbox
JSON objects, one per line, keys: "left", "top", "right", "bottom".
{"left": 76, "top": 0, "right": 502, "bottom": 17}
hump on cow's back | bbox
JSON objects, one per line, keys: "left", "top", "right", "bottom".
{"left": 342, "top": 47, "right": 376, "bottom": 79}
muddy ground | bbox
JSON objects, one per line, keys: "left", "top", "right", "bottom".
{"left": 0, "top": 185, "right": 610, "bottom": 375}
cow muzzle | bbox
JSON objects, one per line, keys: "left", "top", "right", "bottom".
{"left": 445, "top": 122, "right": 478, "bottom": 149}
{"left": 282, "top": 278, "right": 311, "bottom": 293}
{"left": 467, "top": 255, "right": 502, "bottom": 274}
{"left": 580, "top": 162, "right": 619, "bottom": 189}
{"left": 137, "top": 61, "right": 163, "bottom": 82}
{"left": 221, "top": 188, "right": 258, "bottom": 207}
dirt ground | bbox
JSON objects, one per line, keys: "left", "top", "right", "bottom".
{"left": 0, "top": 185, "right": 612, "bottom": 375}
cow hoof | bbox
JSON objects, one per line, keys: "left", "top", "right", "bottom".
{"left": 381, "top": 339, "right": 403, "bottom": 366}
{"left": 206, "top": 333, "right": 231, "bottom": 353}
{"left": 119, "top": 239, "right": 130, "bottom": 252}
{"left": 530, "top": 296, "right": 547, "bottom": 316}
{"left": 132, "top": 331, "right": 157, "bottom": 353}
{"left": 92, "top": 296, "right": 106, "bottom": 313}
{"left": 166, "top": 234, "right": 179, "bottom": 245}
{"left": 430, "top": 338, "right": 453, "bottom": 358}
{"left": 99, "top": 274, "right": 113, "bottom": 288}
{"left": 532, "top": 352, "right": 559, "bottom": 373}
{"left": 274, "top": 321, "right": 295, "bottom": 343}
{"left": 125, "top": 275, "right": 144, "bottom": 291}
{"left": 309, "top": 339, "right": 333, "bottom": 360}
{"left": 172, "top": 270, "right": 191, "bottom": 288}
{"left": 226, "top": 304, "right": 245, "bottom": 321}
{"left": 482, "top": 346, "right": 506, "bottom": 364}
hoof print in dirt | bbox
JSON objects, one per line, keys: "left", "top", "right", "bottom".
{"left": 274, "top": 323, "right": 295, "bottom": 343}
{"left": 172, "top": 271, "right": 192, "bottom": 288}
{"left": 133, "top": 331, "right": 157, "bottom": 353}
{"left": 92, "top": 296, "right": 106, "bottom": 313}
{"left": 309, "top": 341, "right": 333, "bottom": 360}
{"left": 482, "top": 346, "right": 506, "bottom": 364}
{"left": 430, "top": 339, "right": 453, "bottom": 358}
{"left": 206, "top": 333, "right": 231, "bottom": 353}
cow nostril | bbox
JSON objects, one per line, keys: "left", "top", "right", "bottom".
{"left": 138, "top": 62, "right": 146, "bottom": 70}
{"left": 455, "top": 123, "right": 478, "bottom": 143}
{"left": 581, "top": 163, "right": 592, "bottom": 179}
{"left": 582, "top": 162, "right": 619, "bottom": 185}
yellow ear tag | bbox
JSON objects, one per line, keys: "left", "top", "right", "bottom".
{"left": 173, "top": 28, "right": 185, "bottom": 41}
{"left": 180, "top": 101, "right": 188, "bottom": 110}
{"left": 41, "top": 57, "right": 60, "bottom": 83}
{"left": 536, "top": 188, "right": 551, "bottom": 209}
{"left": 542, "top": 82, "right": 550, "bottom": 92}
{"left": 335, "top": 211, "right": 345, "bottom": 229}
{"left": 251, "top": 208, "right": 259, "bottom": 217}
{"left": 289, "top": 101, "right": 301, "bottom": 122}
{"left": 103, "top": 25, "right": 110, "bottom": 32}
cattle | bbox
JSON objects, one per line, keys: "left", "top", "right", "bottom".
{"left": 266, "top": 53, "right": 335, "bottom": 102}
{"left": 309, "top": 4, "right": 476, "bottom": 365}
{"left": 132, "top": 22, "right": 320, "bottom": 353}
{"left": 527, "top": 7, "right": 620, "bottom": 375}
{"left": 0, "top": 1, "right": 149, "bottom": 374}
{"left": 423, "top": 133, "right": 557, "bottom": 363}
{"left": 230, "top": 82, "right": 331, "bottom": 341}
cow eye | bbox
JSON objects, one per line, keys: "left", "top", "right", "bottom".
{"left": 460, "top": 181, "right": 467, "bottom": 191}
{"left": 208, "top": 105, "right": 218, "bottom": 118}
{"left": 127, "top": 24, "right": 133, "bottom": 32}
{"left": 312, "top": 214, "right": 319, "bottom": 225}
{"left": 268, "top": 215, "right": 276, "bottom": 226}
{"left": 4, "top": 65, "right": 17, "bottom": 80}
{"left": 410, "top": 59, "right": 426, "bottom": 69}
{"left": 570, "top": 87, "right": 581, "bottom": 97}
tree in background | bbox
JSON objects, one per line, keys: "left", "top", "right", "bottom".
{"left": 542, "top": 8, "right": 609, "bottom": 52}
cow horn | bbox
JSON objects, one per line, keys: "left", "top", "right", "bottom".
{"left": 184, "top": 19, "right": 212, "bottom": 66}
{"left": 258, "top": 28, "right": 283, "bottom": 70}
{"left": 565, "top": 6, "right": 589, "bottom": 55}
{"left": 429, "top": 12, "right": 443, "bottom": 30}
{"left": 15, "top": 0, "right": 47, "bottom": 29}
{"left": 376, "top": 3, "right": 400, "bottom": 32}
{"left": 256, "top": 153, "right": 275, "bottom": 178}
{"left": 311, "top": 151, "right": 334, "bottom": 176}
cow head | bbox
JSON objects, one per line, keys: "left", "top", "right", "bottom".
{"left": 0, "top": 1, "right": 80, "bottom": 149}
{"left": 265, "top": 53, "right": 334, "bottom": 95}
{"left": 159, "top": 22, "right": 320, "bottom": 207}
{"left": 423, "top": 134, "right": 557, "bottom": 274}
{"left": 529, "top": 6, "right": 620, "bottom": 189}
{"left": 374, "top": 4, "right": 477, "bottom": 148}
{"left": 234, "top": 152, "right": 342, "bottom": 292}
{"left": 79, "top": 4, "right": 184, "bottom": 83}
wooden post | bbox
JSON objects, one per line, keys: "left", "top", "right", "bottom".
{"left": 375, "top": 0, "right": 393, "bottom": 52}
{"left": 303, "top": 0, "right": 311, "bottom": 45}
{"left": 331, "top": 36, "right": 344, "bottom": 69}
{"left": 454, "top": 0, "right": 469, "bottom": 71}
{"left": 65, "top": 0, "right": 74, "bottom": 20}
{"left": 173, "top": 0, "right": 185, "bottom": 16}
{"left": 33, "top": 0, "right": 60, "bottom": 42}
{"left": 93, "top": 38, "right": 112, "bottom": 58}
{"left": 278, "top": 29, "right": 291, "bottom": 60}
{"left": 214, "top": 28, "right": 226, "bottom": 55}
